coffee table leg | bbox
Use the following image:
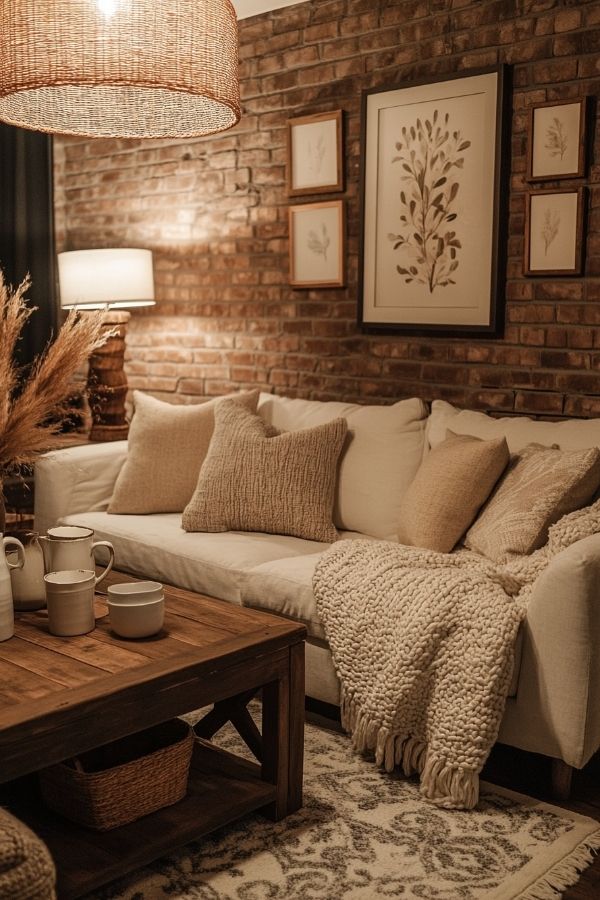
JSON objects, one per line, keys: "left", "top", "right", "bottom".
{"left": 287, "top": 641, "right": 304, "bottom": 814}
{"left": 261, "top": 642, "right": 304, "bottom": 820}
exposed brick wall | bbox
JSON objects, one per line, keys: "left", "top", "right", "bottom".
{"left": 54, "top": 0, "right": 600, "bottom": 416}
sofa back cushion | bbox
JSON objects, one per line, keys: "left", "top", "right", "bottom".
{"left": 183, "top": 400, "right": 347, "bottom": 543}
{"left": 465, "top": 445, "right": 600, "bottom": 561}
{"left": 428, "top": 400, "right": 600, "bottom": 453}
{"left": 396, "top": 431, "right": 509, "bottom": 553}
{"left": 108, "top": 389, "right": 259, "bottom": 515}
{"left": 257, "top": 393, "right": 427, "bottom": 540}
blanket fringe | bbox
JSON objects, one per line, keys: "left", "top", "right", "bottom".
{"left": 340, "top": 694, "right": 480, "bottom": 809}
{"left": 516, "top": 829, "right": 600, "bottom": 899}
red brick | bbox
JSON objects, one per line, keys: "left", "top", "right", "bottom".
{"left": 540, "top": 350, "right": 589, "bottom": 369}
{"left": 569, "top": 329, "right": 594, "bottom": 350}
{"left": 533, "top": 59, "right": 578, "bottom": 83}
{"left": 564, "top": 396, "right": 600, "bottom": 417}
{"left": 515, "top": 392, "right": 564, "bottom": 415}
{"left": 556, "top": 371, "right": 600, "bottom": 393}
{"left": 555, "top": 9, "right": 583, "bottom": 33}
{"left": 534, "top": 282, "right": 584, "bottom": 301}
{"left": 470, "top": 390, "right": 515, "bottom": 412}
{"left": 508, "top": 305, "right": 555, "bottom": 324}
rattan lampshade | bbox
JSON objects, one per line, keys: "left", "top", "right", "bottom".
{"left": 0, "top": 0, "right": 240, "bottom": 139}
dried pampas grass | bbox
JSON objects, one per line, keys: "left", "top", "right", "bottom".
{"left": 0, "top": 271, "right": 110, "bottom": 476}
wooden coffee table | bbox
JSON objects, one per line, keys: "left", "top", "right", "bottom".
{"left": 0, "top": 570, "right": 306, "bottom": 899}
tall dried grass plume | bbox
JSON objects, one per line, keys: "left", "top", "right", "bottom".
{"left": 0, "top": 271, "right": 110, "bottom": 526}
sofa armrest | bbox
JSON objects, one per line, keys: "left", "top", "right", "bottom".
{"left": 34, "top": 441, "right": 127, "bottom": 535}
{"left": 499, "top": 533, "right": 600, "bottom": 768}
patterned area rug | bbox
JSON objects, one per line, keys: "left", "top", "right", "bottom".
{"left": 90, "top": 718, "right": 600, "bottom": 900}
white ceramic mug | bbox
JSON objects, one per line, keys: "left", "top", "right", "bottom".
{"left": 44, "top": 569, "right": 102, "bottom": 637}
{"left": 40, "top": 526, "right": 115, "bottom": 586}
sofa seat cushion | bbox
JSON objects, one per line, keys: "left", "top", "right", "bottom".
{"left": 61, "top": 511, "right": 343, "bottom": 605}
{"left": 242, "top": 552, "right": 327, "bottom": 640}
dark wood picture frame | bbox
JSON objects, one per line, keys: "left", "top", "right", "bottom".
{"left": 524, "top": 187, "right": 585, "bottom": 277}
{"left": 289, "top": 199, "right": 346, "bottom": 288}
{"left": 526, "top": 98, "right": 588, "bottom": 183}
{"left": 357, "top": 65, "right": 510, "bottom": 338}
{"left": 286, "top": 110, "right": 344, "bottom": 197}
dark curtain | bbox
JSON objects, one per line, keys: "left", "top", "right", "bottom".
{"left": 0, "top": 123, "right": 58, "bottom": 366}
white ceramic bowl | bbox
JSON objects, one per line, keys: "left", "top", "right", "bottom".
{"left": 108, "top": 596, "right": 164, "bottom": 639}
{"left": 107, "top": 581, "right": 163, "bottom": 605}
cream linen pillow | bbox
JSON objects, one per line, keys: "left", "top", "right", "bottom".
{"left": 108, "top": 390, "right": 259, "bottom": 515}
{"left": 397, "top": 431, "right": 509, "bottom": 553}
{"left": 258, "top": 393, "right": 428, "bottom": 540}
{"left": 182, "top": 400, "right": 347, "bottom": 543}
{"left": 465, "top": 445, "right": 600, "bottom": 561}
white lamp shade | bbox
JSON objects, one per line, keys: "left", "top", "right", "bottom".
{"left": 58, "top": 249, "right": 155, "bottom": 309}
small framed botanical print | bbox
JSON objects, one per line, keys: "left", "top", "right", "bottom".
{"left": 524, "top": 188, "right": 585, "bottom": 276}
{"left": 527, "top": 98, "right": 588, "bottom": 182}
{"left": 287, "top": 110, "right": 343, "bottom": 196}
{"left": 289, "top": 200, "right": 345, "bottom": 288}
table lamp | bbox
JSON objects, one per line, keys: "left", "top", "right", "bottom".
{"left": 58, "top": 248, "right": 155, "bottom": 442}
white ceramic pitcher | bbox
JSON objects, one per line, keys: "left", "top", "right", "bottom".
{"left": 7, "top": 531, "right": 46, "bottom": 611}
{"left": 39, "top": 526, "right": 115, "bottom": 586}
{"left": 0, "top": 534, "right": 26, "bottom": 641}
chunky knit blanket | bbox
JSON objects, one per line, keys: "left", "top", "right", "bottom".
{"left": 313, "top": 499, "right": 600, "bottom": 810}
{"left": 0, "top": 809, "right": 56, "bottom": 900}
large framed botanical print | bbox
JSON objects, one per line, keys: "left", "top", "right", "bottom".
{"left": 358, "top": 66, "right": 509, "bottom": 336}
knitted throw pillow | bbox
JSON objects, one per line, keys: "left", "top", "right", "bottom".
{"left": 397, "top": 431, "right": 509, "bottom": 553}
{"left": 108, "top": 389, "right": 259, "bottom": 515}
{"left": 465, "top": 444, "right": 600, "bottom": 562}
{"left": 182, "top": 400, "right": 348, "bottom": 542}
{"left": 0, "top": 809, "right": 56, "bottom": 900}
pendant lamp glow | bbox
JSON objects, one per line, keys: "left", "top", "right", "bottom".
{"left": 0, "top": 0, "right": 240, "bottom": 139}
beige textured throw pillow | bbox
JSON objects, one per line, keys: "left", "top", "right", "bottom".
{"left": 465, "top": 444, "right": 600, "bottom": 561}
{"left": 396, "top": 431, "right": 509, "bottom": 553}
{"left": 108, "top": 389, "right": 259, "bottom": 515}
{"left": 182, "top": 400, "right": 348, "bottom": 542}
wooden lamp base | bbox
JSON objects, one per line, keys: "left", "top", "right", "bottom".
{"left": 87, "top": 311, "right": 131, "bottom": 443}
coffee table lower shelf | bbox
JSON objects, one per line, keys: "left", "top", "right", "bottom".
{"left": 7, "top": 739, "right": 277, "bottom": 900}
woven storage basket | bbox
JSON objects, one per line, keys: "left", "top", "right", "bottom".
{"left": 39, "top": 719, "right": 194, "bottom": 831}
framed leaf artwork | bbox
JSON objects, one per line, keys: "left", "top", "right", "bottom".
{"left": 289, "top": 200, "right": 345, "bottom": 288}
{"left": 358, "top": 66, "right": 510, "bottom": 336}
{"left": 287, "top": 110, "right": 344, "bottom": 196}
{"left": 524, "top": 188, "right": 585, "bottom": 276}
{"left": 527, "top": 98, "right": 588, "bottom": 182}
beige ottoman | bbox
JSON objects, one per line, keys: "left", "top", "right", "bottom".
{"left": 0, "top": 809, "right": 56, "bottom": 900}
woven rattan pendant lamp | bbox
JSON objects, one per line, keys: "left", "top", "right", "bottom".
{"left": 0, "top": 0, "right": 240, "bottom": 139}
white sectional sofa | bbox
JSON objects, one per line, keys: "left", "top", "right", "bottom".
{"left": 34, "top": 393, "right": 600, "bottom": 787}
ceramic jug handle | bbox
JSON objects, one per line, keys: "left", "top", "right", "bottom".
{"left": 3, "top": 537, "right": 25, "bottom": 570}
{"left": 92, "top": 541, "right": 115, "bottom": 586}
